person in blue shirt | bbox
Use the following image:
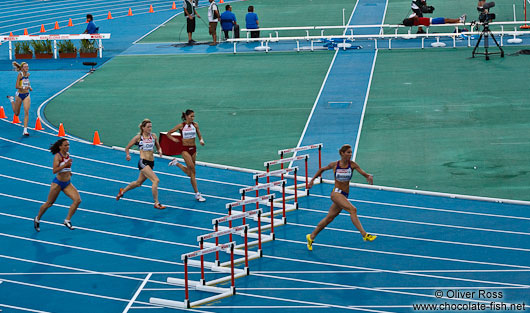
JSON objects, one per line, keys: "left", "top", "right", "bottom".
{"left": 220, "top": 5, "right": 237, "bottom": 40}
{"left": 245, "top": 6, "right": 259, "bottom": 38}
{"left": 84, "top": 14, "right": 98, "bottom": 34}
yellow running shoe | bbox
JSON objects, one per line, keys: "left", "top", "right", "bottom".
{"left": 363, "top": 233, "right": 377, "bottom": 242}
{"left": 306, "top": 234, "right": 313, "bottom": 251}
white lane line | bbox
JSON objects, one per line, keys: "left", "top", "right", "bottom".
{"left": 0, "top": 136, "right": 248, "bottom": 188}
{"left": 0, "top": 155, "right": 236, "bottom": 201}
{"left": 309, "top": 193, "right": 530, "bottom": 221}
{"left": 262, "top": 255, "right": 530, "bottom": 287}
{"left": 300, "top": 206, "right": 530, "bottom": 236}
{"left": 0, "top": 212, "right": 197, "bottom": 249}
{"left": 0, "top": 254, "right": 177, "bottom": 287}
{"left": 4, "top": 135, "right": 528, "bottom": 218}
{"left": 0, "top": 175, "right": 226, "bottom": 220}
{"left": 122, "top": 273, "right": 152, "bottom": 313}
{"left": 276, "top": 237, "right": 530, "bottom": 270}
{"left": 287, "top": 220, "right": 530, "bottom": 252}
{"left": 237, "top": 291, "right": 394, "bottom": 313}
{"left": 0, "top": 303, "right": 51, "bottom": 313}
{"left": 0, "top": 233, "right": 182, "bottom": 266}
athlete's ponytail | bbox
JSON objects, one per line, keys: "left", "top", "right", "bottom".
{"left": 12, "top": 61, "right": 27, "bottom": 72}
{"left": 181, "top": 109, "right": 194, "bottom": 121}
{"left": 50, "top": 138, "right": 68, "bottom": 155}
{"left": 138, "top": 118, "right": 152, "bottom": 134}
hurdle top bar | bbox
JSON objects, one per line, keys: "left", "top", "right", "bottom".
{"left": 254, "top": 167, "right": 297, "bottom": 180}
{"left": 264, "top": 154, "right": 309, "bottom": 167}
{"left": 240, "top": 180, "right": 285, "bottom": 193}
{"left": 198, "top": 225, "right": 248, "bottom": 242}
{"left": 213, "top": 208, "right": 262, "bottom": 225}
{"left": 182, "top": 242, "right": 235, "bottom": 260}
{"left": 278, "top": 143, "right": 323, "bottom": 155}
{"left": 225, "top": 194, "right": 274, "bottom": 209}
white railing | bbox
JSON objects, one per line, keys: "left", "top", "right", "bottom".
{"left": 0, "top": 33, "right": 111, "bottom": 60}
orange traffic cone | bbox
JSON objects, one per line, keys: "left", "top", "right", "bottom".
{"left": 23, "top": 28, "right": 28, "bottom": 35}
{"left": 9, "top": 32, "right": 14, "bottom": 36}
{"left": 68, "top": 18, "right": 74, "bottom": 27}
{"left": 57, "top": 123, "right": 65, "bottom": 137}
{"left": 219, "top": 0, "right": 224, "bottom": 3}
{"left": 0, "top": 106, "right": 6, "bottom": 119}
{"left": 107, "top": 11, "right": 113, "bottom": 19}
{"left": 149, "top": 5, "right": 154, "bottom": 13}
{"left": 92, "top": 131, "right": 101, "bottom": 145}
{"left": 12, "top": 115, "right": 21, "bottom": 124}
{"left": 128, "top": 8, "right": 133, "bottom": 16}
{"left": 34, "top": 117, "right": 43, "bottom": 131}
{"left": 54, "top": 21, "right": 60, "bottom": 30}
{"left": 171, "top": 1, "right": 176, "bottom": 9}
{"left": 40, "top": 24, "right": 46, "bottom": 33}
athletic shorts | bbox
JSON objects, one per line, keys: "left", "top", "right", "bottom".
{"left": 182, "top": 145, "right": 196, "bottom": 156}
{"left": 209, "top": 22, "right": 217, "bottom": 35}
{"left": 53, "top": 177, "right": 71, "bottom": 190}
{"left": 138, "top": 159, "right": 155, "bottom": 170}
{"left": 333, "top": 187, "right": 349, "bottom": 198}
{"left": 16, "top": 92, "right": 30, "bottom": 101}
{"left": 187, "top": 17, "right": 196, "bottom": 33}
{"left": 431, "top": 17, "right": 445, "bottom": 25}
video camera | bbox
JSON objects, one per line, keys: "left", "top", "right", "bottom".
{"left": 420, "top": 4, "right": 435, "bottom": 13}
{"left": 477, "top": 1, "right": 496, "bottom": 23}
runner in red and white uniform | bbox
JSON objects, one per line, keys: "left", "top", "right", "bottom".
{"left": 167, "top": 109, "right": 206, "bottom": 202}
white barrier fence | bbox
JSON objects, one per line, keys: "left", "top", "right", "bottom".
{"left": 0, "top": 33, "right": 111, "bottom": 59}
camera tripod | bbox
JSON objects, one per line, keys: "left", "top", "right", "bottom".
{"left": 472, "top": 22, "right": 504, "bottom": 60}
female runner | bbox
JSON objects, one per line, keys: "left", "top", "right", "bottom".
{"left": 305, "top": 144, "right": 376, "bottom": 250}
{"left": 7, "top": 61, "right": 32, "bottom": 136}
{"left": 167, "top": 109, "right": 206, "bottom": 202}
{"left": 34, "top": 138, "right": 81, "bottom": 231}
{"left": 116, "top": 119, "right": 166, "bottom": 209}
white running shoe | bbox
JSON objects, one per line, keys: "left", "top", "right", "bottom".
{"left": 23, "top": 129, "right": 29, "bottom": 136}
{"left": 169, "top": 158, "right": 179, "bottom": 166}
{"left": 459, "top": 14, "right": 467, "bottom": 24}
{"left": 195, "top": 193, "right": 206, "bottom": 202}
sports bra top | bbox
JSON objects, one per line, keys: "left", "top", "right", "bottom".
{"left": 334, "top": 161, "right": 353, "bottom": 182}
{"left": 182, "top": 123, "right": 197, "bottom": 140}
{"left": 138, "top": 134, "right": 154, "bottom": 151}
{"left": 19, "top": 72, "right": 30, "bottom": 89}
{"left": 58, "top": 152, "right": 72, "bottom": 173}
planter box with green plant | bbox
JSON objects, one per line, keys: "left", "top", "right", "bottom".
{"left": 58, "top": 40, "right": 77, "bottom": 58}
{"left": 79, "top": 39, "right": 98, "bottom": 58}
{"left": 31, "top": 40, "right": 53, "bottom": 59}
{"left": 14, "top": 42, "right": 33, "bottom": 59}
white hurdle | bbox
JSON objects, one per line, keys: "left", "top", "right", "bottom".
{"left": 254, "top": 167, "right": 300, "bottom": 206}
{"left": 240, "top": 179, "right": 297, "bottom": 221}
{"left": 225, "top": 194, "right": 277, "bottom": 240}
{"left": 279, "top": 143, "right": 323, "bottom": 185}
{"left": 150, "top": 242, "right": 236, "bottom": 309}
{"left": 265, "top": 154, "right": 310, "bottom": 195}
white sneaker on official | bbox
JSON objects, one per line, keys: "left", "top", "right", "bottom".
{"left": 459, "top": 14, "right": 467, "bottom": 23}
{"left": 169, "top": 158, "right": 179, "bottom": 166}
{"left": 195, "top": 193, "right": 206, "bottom": 202}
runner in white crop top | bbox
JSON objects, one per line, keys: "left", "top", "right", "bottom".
{"left": 305, "top": 144, "right": 377, "bottom": 250}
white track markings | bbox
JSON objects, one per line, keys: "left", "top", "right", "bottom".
{"left": 300, "top": 206, "right": 530, "bottom": 236}
{"left": 0, "top": 212, "right": 198, "bottom": 248}
{"left": 123, "top": 273, "right": 152, "bottom": 313}
{"left": 263, "top": 255, "right": 530, "bottom": 287}
{"left": 0, "top": 155, "right": 236, "bottom": 201}
{"left": 4, "top": 135, "right": 528, "bottom": 219}
{"left": 287, "top": 221, "right": 530, "bottom": 252}
{"left": 0, "top": 303, "right": 51, "bottom": 313}
{"left": 0, "top": 173, "right": 226, "bottom": 219}
{"left": 0, "top": 136, "right": 248, "bottom": 188}
{"left": 0, "top": 232, "right": 183, "bottom": 266}
{"left": 0, "top": 254, "right": 175, "bottom": 287}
